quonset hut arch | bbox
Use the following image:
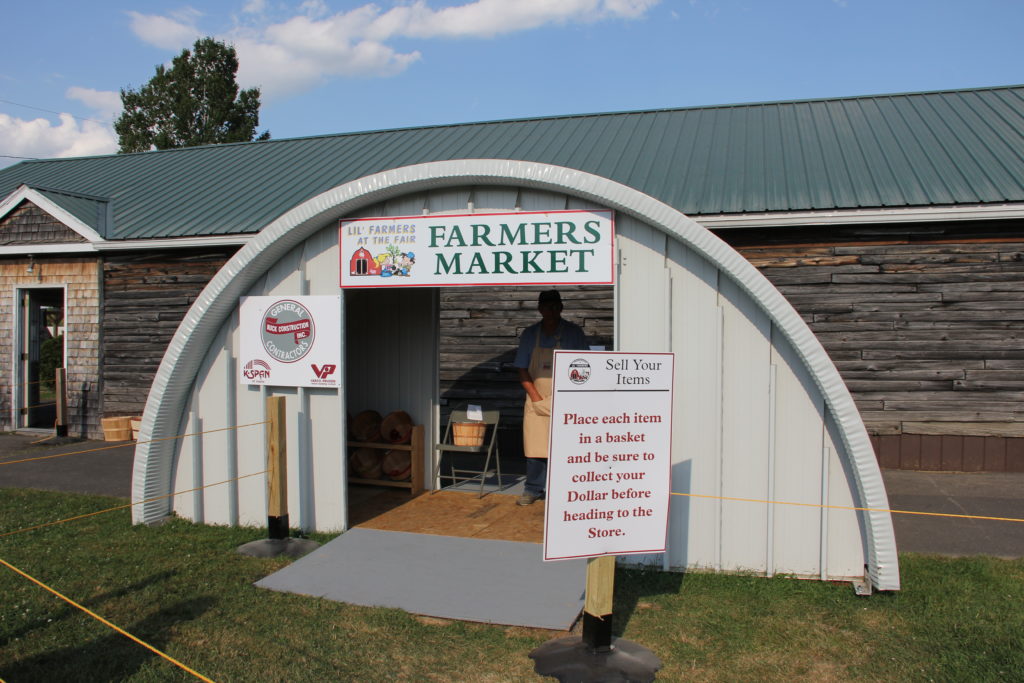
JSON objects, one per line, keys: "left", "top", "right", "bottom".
{"left": 132, "top": 159, "right": 899, "bottom": 591}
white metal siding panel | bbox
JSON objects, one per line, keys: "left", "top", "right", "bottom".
{"left": 236, "top": 384, "right": 268, "bottom": 527}
{"left": 381, "top": 193, "right": 429, "bottom": 217}
{"left": 473, "top": 187, "right": 521, "bottom": 211}
{"left": 769, "top": 330, "right": 828, "bottom": 576}
{"left": 665, "top": 239, "right": 723, "bottom": 570}
{"left": 173, "top": 323, "right": 233, "bottom": 524}
{"left": 306, "top": 388, "right": 346, "bottom": 530}
{"left": 825, "top": 415, "right": 870, "bottom": 579}
{"left": 617, "top": 216, "right": 670, "bottom": 352}
{"left": 424, "top": 188, "right": 472, "bottom": 214}
{"left": 718, "top": 276, "right": 773, "bottom": 572}
{"left": 518, "top": 189, "right": 571, "bottom": 212}
{"left": 302, "top": 225, "right": 342, "bottom": 292}
{"left": 615, "top": 215, "right": 671, "bottom": 566}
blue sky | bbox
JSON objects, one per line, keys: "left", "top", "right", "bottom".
{"left": 1, "top": 0, "right": 1021, "bottom": 169}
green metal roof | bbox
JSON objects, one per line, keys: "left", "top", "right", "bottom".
{"left": 34, "top": 188, "right": 109, "bottom": 236}
{"left": 1, "top": 85, "right": 1022, "bottom": 240}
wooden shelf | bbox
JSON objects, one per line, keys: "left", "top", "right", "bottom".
{"left": 347, "top": 424, "right": 424, "bottom": 495}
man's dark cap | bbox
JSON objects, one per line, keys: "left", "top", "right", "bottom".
{"left": 538, "top": 290, "right": 562, "bottom": 304}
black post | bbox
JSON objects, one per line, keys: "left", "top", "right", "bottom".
{"left": 581, "top": 612, "right": 613, "bottom": 652}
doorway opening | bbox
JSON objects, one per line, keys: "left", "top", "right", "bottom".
{"left": 17, "top": 287, "right": 65, "bottom": 430}
{"left": 343, "top": 284, "right": 614, "bottom": 534}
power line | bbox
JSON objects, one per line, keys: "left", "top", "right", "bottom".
{"left": 0, "top": 97, "right": 113, "bottom": 126}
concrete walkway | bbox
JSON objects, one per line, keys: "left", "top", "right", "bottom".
{"left": 2, "top": 432, "right": 1022, "bottom": 559}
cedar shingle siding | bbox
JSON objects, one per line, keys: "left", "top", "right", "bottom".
{"left": 1, "top": 200, "right": 87, "bottom": 244}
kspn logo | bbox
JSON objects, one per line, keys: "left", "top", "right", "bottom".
{"left": 311, "top": 364, "right": 337, "bottom": 380}
{"left": 243, "top": 359, "right": 271, "bottom": 380}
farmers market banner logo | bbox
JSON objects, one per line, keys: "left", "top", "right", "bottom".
{"left": 339, "top": 209, "right": 614, "bottom": 288}
{"left": 261, "top": 299, "right": 315, "bottom": 363}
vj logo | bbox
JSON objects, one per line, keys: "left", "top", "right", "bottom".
{"left": 311, "top": 364, "right": 337, "bottom": 379}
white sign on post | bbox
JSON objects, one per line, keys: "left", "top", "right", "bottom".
{"left": 239, "top": 296, "right": 342, "bottom": 388}
{"left": 544, "top": 351, "right": 674, "bottom": 561}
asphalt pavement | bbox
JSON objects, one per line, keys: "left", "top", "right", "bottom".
{"left": 2, "top": 432, "right": 1023, "bottom": 559}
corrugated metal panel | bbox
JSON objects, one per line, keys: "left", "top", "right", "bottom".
{"left": 34, "top": 189, "right": 107, "bottom": 235}
{"left": 2, "top": 86, "right": 1022, "bottom": 240}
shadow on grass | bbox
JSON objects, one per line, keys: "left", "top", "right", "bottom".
{"left": 1, "top": 595, "right": 216, "bottom": 682}
{"left": 609, "top": 566, "right": 685, "bottom": 637}
{"left": 1, "top": 570, "right": 178, "bottom": 645}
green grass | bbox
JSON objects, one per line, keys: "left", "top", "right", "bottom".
{"left": 2, "top": 489, "right": 1023, "bottom": 682}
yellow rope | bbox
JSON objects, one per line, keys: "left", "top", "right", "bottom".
{"left": 0, "top": 470, "right": 267, "bottom": 539}
{"left": 670, "top": 491, "right": 1024, "bottom": 523}
{"left": 0, "top": 556, "right": 215, "bottom": 683}
{"left": 0, "top": 421, "right": 270, "bottom": 467}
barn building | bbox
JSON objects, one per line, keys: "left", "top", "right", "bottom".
{"left": 2, "top": 85, "right": 1023, "bottom": 591}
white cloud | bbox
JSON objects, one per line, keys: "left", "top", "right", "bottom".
{"left": 242, "top": 0, "right": 268, "bottom": 14}
{"left": 0, "top": 113, "right": 117, "bottom": 163}
{"left": 127, "top": 8, "right": 201, "bottom": 51}
{"left": 0, "top": 87, "right": 121, "bottom": 166}
{"left": 65, "top": 87, "right": 122, "bottom": 122}
{"left": 127, "top": 1, "right": 660, "bottom": 100}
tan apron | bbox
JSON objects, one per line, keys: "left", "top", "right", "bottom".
{"left": 523, "top": 329, "right": 559, "bottom": 459}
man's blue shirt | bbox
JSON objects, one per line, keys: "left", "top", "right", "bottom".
{"left": 513, "top": 319, "right": 588, "bottom": 369}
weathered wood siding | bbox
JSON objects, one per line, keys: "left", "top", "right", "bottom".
{"left": 724, "top": 223, "right": 1024, "bottom": 470}
{"left": 102, "top": 248, "right": 237, "bottom": 417}
{"left": 439, "top": 285, "right": 614, "bottom": 457}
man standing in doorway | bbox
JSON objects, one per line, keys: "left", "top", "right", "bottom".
{"left": 514, "top": 290, "right": 588, "bottom": 506}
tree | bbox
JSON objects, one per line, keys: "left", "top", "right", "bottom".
{"left": 115, "top": 37, "right": 270, "bottom": 153}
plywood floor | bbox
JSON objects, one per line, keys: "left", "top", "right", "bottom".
{"left": 349, "top": 487, "right": 545, "bottom": 543}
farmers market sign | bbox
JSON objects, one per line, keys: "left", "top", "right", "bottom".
{"left": 339, "top": 209, "right": 614, "bottom": 288}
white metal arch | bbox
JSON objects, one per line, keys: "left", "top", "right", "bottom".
{"left": 132, "top": 159, "right": 899, "bottom": 590}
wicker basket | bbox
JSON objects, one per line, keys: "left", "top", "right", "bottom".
{"left": 380, "top": 410, "right": 413, "bottom": 444}
{"left": 349, "top": 447, "right": 383, "bottom": 479}
{"left": 102, "top": 416, "right": 133, "bottom": 442}
{"left": 382, "top": 449, "right": 412, "bottom": 481}
{"left": 350, "top": 410, "right": 382, "bottom": 442}
{"left": 452, "top": 421, "right": 486, "bottom": 447}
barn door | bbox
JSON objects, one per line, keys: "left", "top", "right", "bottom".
{"left": 18, "top": 288, "right": 65, "bottom": 429}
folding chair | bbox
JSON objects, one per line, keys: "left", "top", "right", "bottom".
{"left": 432, "top": 406, "right": 503, "bottom": 498}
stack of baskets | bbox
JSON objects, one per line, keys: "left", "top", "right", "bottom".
{"left": 348, "top": 409, "right": 414, "bottom": 481}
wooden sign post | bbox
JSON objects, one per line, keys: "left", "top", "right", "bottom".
{"left": 266, "top": 395, "right": 288, "bottom": 540}
{"left": 237, "top": 395, "right": 320, "bottom": 559}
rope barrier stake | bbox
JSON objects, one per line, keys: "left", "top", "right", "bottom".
{"left": 266, "top": 396, "right": 289, "bottom": 540}
{"left": 55, "top": 368, "right": 68, "bottom": 438}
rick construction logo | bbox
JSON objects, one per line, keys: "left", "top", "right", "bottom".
{"left": 261, "top": 299, "right": 315, "bottom": 363}
{"left": 568, "top": 358, "right": 591, "bottom": 385}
